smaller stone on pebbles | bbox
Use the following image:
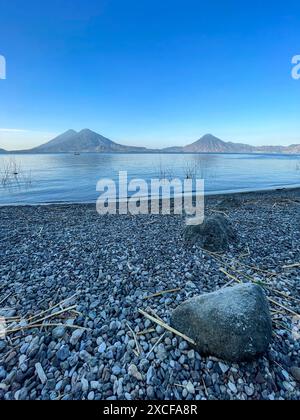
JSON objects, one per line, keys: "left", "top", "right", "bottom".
{"left": 219, "top": 362, "right": 229, "bottom": 374}
{"left": 187, "top": 350, "right": 195, "bottom": 359}
{"left": 56, "top": 345, "right": 70, "bottom": 361}
{"left": 128, "top": 364, "right": 143, "bottom": 381}
{"left": 179, "top": 341, "right": 188, "bottom": 351}
{"left": 81, "top": 378, "right": 89, "bottom": 393}
{"left": 0, "top": 366, "right": 7, "bottom": 380}
{"left": 70, "top": 328, "right": 84, "bottom": 346}
{"left": 0, "top": 340, "right": 6, "bottom": 352}
{"left": 244, "top": 385, "right": 255, "bottom": 397}
{"left": 112, "top": 365, "right": 121, "bottom": 376}
{"left": 98, "top": 342, "right": 106, "bottom": 354}
{"left": 146, "top": 366, "right": 155, "bottom": 385}
{"left": 147, "top": 386, "right": 155, "bottom": 399}
{"left": 35, "top": 363, "right": 47, "bottom": 385}
{"left": 88, "top": 391, "right": 95, "bottom": 400}
{"left": 91, "top": 381, "right": 99, "bottom": 390}
{"left": 186, "top": 381, "right": 195, "bottom": 394}
{"left": 52, "top": 326, "right": 66, "bottom": 340}
{"left": 228, "top": 381, "right": 237, "bottom": 393}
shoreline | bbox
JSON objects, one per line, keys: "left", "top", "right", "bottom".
{"left": 1, "top": 184, "right": 300, "bottom": 209}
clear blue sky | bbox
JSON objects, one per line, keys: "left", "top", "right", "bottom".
{"left": 0, "top": 0, "right": 299, "bottom": 150}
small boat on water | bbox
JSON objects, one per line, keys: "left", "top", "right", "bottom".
{"left": 74, "top": 152, "right": 80, "bottom": 155}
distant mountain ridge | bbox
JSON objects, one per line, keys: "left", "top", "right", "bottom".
{"left": 29, "top": 129, "right": 150, "bottom": 153}
{"left": 2, "top": 131, "right": 300, "bottom": 154}
{"left": 182, "top": 134, "right": 256, "bottom": 153}
{"left": 164, "top": 134, "right": 300, "bottom": 154}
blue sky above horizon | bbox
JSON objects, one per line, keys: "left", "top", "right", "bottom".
{"left": 0, "top": 0, "right": 300, "bottom": 150}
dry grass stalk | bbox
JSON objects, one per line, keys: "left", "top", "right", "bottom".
{"left": 144, "top": 288, "right": 181, "bottom": 300}
{"left": 3, "top": 293, "right": 81, "bottom": 336}
{"left": 210, "top": 249, "right": 275, "bottom": 278}
{"left": 3, "top": 316, "right": 21, "bottom": 321}
{"left": 283, "top": 263, "right": 300, "bottom": 269}
{"left": 202, "top": 378, "right": 208, "bottom": 398}
{"left": 137, "top": 328, "right": 156, "bottom": 336}
{"left": 272, "top": 320, "right": 295, "bottom": 335}
{"left": 210, "top": 209, "right": 229, "bottom": 218}
{"left": 27, "top": 293, "right": 78, "bottom": 322}
{"left": 271, "top": 289, "right": 300, "bottom": 303}
{"left": 126, "top": 322, "right": 141, "bottom": 356}
{"left": 220, "top": 268, "right": 300, "bottom": 318}
{"left": 268, "top": 298, "right": 299, "bottom": 317}
{"left": 5, "top": 323, "right": 89, "bottom": 335}
{"left": 174, "top": 383, "right": 186, "bottom": 388}
{"left": 238, "top": 247, "right": 251, "bottom": 259}
{"left": 211, "top": 254, "right": 259, "bottom": 283}
{"left": 234, "top": 259, "right": 276, "bottom": 277}
{"left": 272, "top": 330, "right": 282, "bottom": 340}
{"left": 138, "top": 308, "right": 196, "bottom": 345}
{"left": 146, "top": 333, "right": 166, "bottom": 360}
{"left": 220, "top": 279, "right": 236, "bottom": 289}
{"left": 0, "top": 293, "right": 12, "bottom": 306}
{"left": 143, "top": 220, "right": 156, "bottom": 226}
{"left": 205, "top": 249, "right": 224, "bottom": 257}
{"left": 146, "top": 307, "right": 165, "bottom": 323}
{"left": 271, "top": 310, "right": 286, "bottom": 316}
{"left": 283, "top": 199, "right": 300, "bottom": 206}
{"left": 219, "top": 268, "right": 242, "bottom": 284}
{"left": 32, "top": 305, "right": 77, "bottom": 325}
{"left": 272, "top": 359, "right": 285, "bottom": 371}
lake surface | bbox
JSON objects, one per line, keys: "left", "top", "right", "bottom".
{"left": 1, "top": 153, "right": 300, "bottom": 205}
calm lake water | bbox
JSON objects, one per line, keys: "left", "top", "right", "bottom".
{"left": 1, "top": 153, "right": 300, "bottom": 205}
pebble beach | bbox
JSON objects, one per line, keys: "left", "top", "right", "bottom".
{"left": 0, "top": 188, "right": 300, "bottom": 400}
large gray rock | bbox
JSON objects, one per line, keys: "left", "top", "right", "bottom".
{"left": 184, "top": 214, "right": 236, "bottom": 252}
{"left": 171, "top": 283, "right": 272, "bottom": 362}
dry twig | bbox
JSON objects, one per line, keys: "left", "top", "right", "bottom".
{"left": 138, "top": 309, "right": 196, "bottom": 345}
{"left": 144, "top": 288, "right": 181, "bottom": 300}
{"left": 126, "top": 322, "right": 141, "bottom": 356}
